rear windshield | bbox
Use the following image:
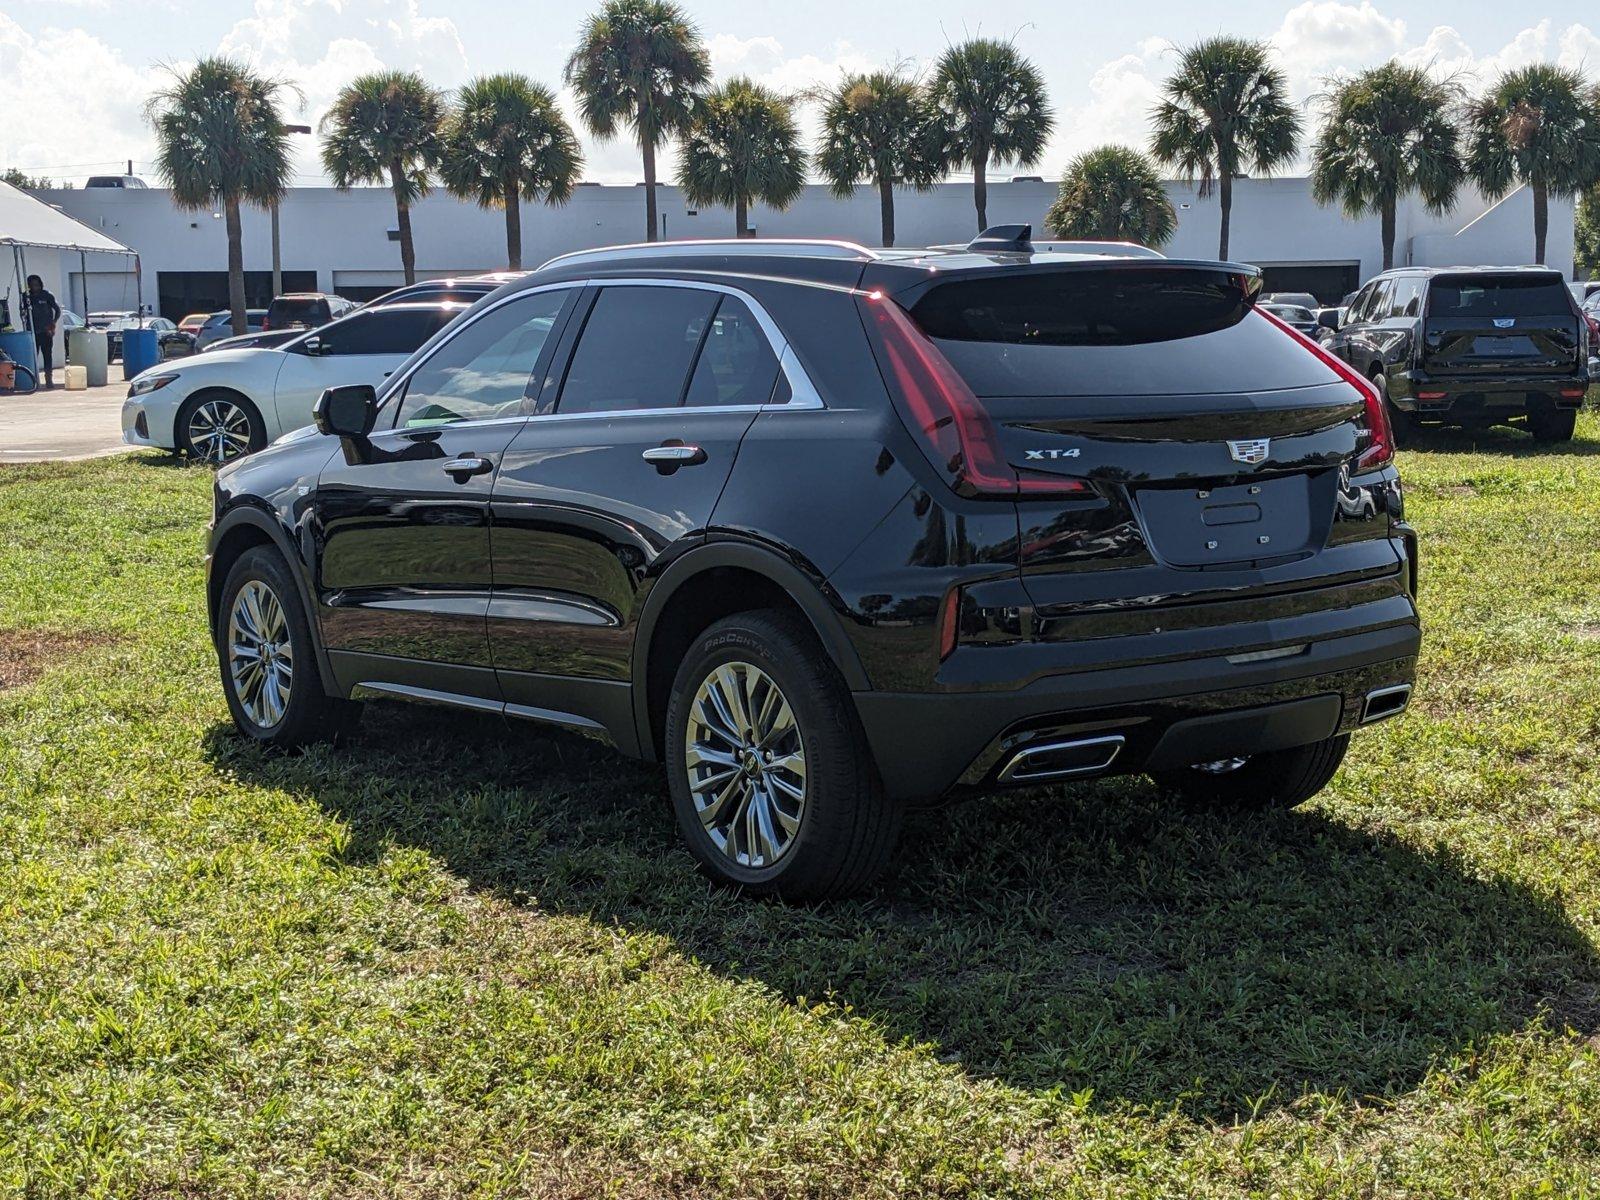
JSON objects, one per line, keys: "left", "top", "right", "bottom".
{"left": 1427, "top": 275, "right": 1572, "bottom": 318}
{"left": 909, "top": 271, "right": 1334, "bottom": 397}
{"left": 270, "top": 298, "right": 327, "bottom": 324}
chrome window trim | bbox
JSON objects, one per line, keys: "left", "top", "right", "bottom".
{"left": 369, "top": 275, "right": 824, "bottom": 438}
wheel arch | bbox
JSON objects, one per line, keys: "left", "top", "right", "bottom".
{"left": 209, "top": 505, "right": 339, "bottom": 696}
{"left": 630, "top": 541, "right": 871, "bottom": 762}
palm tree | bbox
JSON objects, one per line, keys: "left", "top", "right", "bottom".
{"left": 927, "top": 38, "right": 1053, "bottom": 232}
{"left": 1045, "top": 145, "right": 1176, "bottom": 247}
{"left": 678, "top": 77, "right": 806, "bottom": 236}
{"left": 817, "top": 70, "right": 942, "bottom": 248}
{"left": 321, "top": 71, "right": 444, "bottom": 286}
{"left": 147, "top": 57, "right": 293, "bottom": 336}
{"left": 1150, "top": 37, "right": 1300, "bottom": 260}
{"left": 565, "top": 0, "right": 709, "bottom": 242}
{"left": 1311, "top": 64, "right": 1463, "bottom": 271}
{"left": 439, "top": 74, "right": 583, "bottom": 271}
{"left": 1466, "top": 65, "right": 1600, "bottom": 265}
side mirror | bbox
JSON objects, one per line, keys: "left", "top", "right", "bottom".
{"left": 302, "top": 334, "right": 329, "bottom": 356}
{"left": 1317, "top": 310, "right": 1341, "bottom": 332}
{"left": 314, "top": 384, "right": 378, "bottom": 441}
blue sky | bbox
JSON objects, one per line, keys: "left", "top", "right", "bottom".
{"left": 5, "top": 0, "right": 1597, "bottom": 187}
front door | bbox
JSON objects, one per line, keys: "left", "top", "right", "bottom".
{"left": 489, "top": 284, "right": 787, "bottom": 715}
{"left": 313, "top": 287, "right": 578, "bottom": 702}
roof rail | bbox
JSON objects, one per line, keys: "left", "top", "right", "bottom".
{"left": 539, "top": 238, "right": 879, "bottom": 270}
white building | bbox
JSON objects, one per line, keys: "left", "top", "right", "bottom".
{"left": 36, "top": 176, "right": 1575, "bottom": 321}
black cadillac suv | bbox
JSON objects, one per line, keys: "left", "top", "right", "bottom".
{"left": 1320, "top": 265, "right": 1588, "bottom": 441}
{"left": 206, "top": 228, "right": 1421, "bottom": 899}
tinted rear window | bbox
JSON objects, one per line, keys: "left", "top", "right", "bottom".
{"left": 270, "top": 298, "right": 327, "bottom": 324}
{"left": 1427, "top": 276, "right": 1572, "bottom": 318}
{"left": 910, "top": 271, "right": 1334, "bottom": 397}
{"left": 912, "top": 269, "right": 1248, "bottom": 347}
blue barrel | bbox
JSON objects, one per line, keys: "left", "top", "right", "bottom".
{"left": 0, "top": 330, "right": 37, "bottom": 385}
{"left": 122, "top": 328, "right": 161, "bottom": 381}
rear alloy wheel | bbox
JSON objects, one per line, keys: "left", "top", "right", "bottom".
{"left": 180, "top": 393, "right": 265, "bottom": 464}
{"left": 1150, "top": 734, "right": 1350, "bottom": 811}
{"left": 665, "top": 611, "right": 900, "bottom": 900}
{"left": 1529, "top": 407, "right": 1577, "bottom": 443}
{"left": 218, "top": 547, "right": 361, "bottom": 747}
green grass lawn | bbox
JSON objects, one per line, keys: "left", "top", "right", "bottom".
{"left": 3, "top": 425, "right": 1600, "bottom": 1198}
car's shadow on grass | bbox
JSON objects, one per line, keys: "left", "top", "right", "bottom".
{"left": 1400, "top": 420, "right": 1600, "bottom": 459}
{"left": 204, "top": 703, "right": 1600, "bottom": 1119}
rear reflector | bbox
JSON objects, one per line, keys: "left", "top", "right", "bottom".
{"left": 1256, "top": 308, "right": 1393, "bottom": 471}
{"left": 937, "top": 587, "right": 960, "bottom": 660}
{"left": 1416, "top": 391, "right": 1447, "bottom": 401}
{"left": 1560, "top": 388, "right": 1586, "bottom": 399}
{"left": 859, "top": 294, "right": 1092, "bottom": 499}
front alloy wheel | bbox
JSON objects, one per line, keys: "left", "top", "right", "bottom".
{"left": 684, "top": 661, "right": 808, "bottom": 869}
{"left": 227, "top": 578, "right": 293, "bottom": 729}
{"left": 186, "top": 397, "right": 255, "bottom": 463}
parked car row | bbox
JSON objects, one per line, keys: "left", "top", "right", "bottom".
{"left": 1315, "top": 266, "right": 1587, "bottom": 442}
{"left": 159, "top": 234, "right": 1421, "bottom": 898}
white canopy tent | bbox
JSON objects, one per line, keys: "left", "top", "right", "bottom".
{"left": 0, "top": 179, "right": 140, "bottom": 333}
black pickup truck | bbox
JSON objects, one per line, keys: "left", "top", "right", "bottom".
{"left": 1320, "top": 266, "right": 1588, "bottom": 442}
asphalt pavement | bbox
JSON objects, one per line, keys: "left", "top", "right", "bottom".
{"left": 0, "top": 380, "right": 138, "bottom": 464}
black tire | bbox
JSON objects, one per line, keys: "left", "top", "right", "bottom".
{"left": 217, "top": 547, "right": 361, "bottom": 748}
{"left": 1149, "top": 734, "right": 1350, "bottom": 811}
{"left": 664, "top": 610, "right": 900, "bottom": 901}
{"left": 1528, "top": 408, "right": 1577, "bottom": 443}
{"left": 178, "top": 390, "right": 267, "bottom": 464}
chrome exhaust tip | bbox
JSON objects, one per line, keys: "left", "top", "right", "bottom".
{"left": 996, "top": 734, "right": 1125, "bottom": 784}
{"left": 1361, "top": 683, "right": 1412, "bottom": 725}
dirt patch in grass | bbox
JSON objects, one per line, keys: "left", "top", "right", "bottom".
{"left": 0, "top": 628, "right": 119, "bottom": 690}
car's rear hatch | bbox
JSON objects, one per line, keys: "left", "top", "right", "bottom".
{"left": 859, "top": 259, "right": 1409, "bottom": 659}
{"left": 1421, "top": 270, "right": 1579, "bottom": 376}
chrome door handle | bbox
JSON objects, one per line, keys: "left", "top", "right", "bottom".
{"left": 642, "top": 444, "right": 706, "bottom": 467}
{"left": 442, "top": 455, "right": 493, "bottom": 480}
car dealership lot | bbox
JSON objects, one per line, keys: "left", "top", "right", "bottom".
{"left": 3, "top": 423, "right": 1600, "bottom": 1196}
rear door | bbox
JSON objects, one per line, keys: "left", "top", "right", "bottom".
{"left": 1421, "top": 272, "right": 1580, "bottom": 375}
{"left": 879, "top": 264, "right": 1402, "bottom": 623}
{"left": 488, "top": 282, "right": 782, "bottom": 712}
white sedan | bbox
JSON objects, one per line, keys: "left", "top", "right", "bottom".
{"left": 122, "top": 301, "right": 468, "bottom": 463}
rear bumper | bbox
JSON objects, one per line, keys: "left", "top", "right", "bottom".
{"left": 854, "top": 619, "right": 1420, "bottom": 801}
{"left": 1393, "top": 369, "right": 1587, "bottom": 415}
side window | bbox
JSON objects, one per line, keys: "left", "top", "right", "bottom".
{"left": 1388, "top": 278, "right": 1420, "bottom": 318}
{"left": 394, "top": 290, "right": 570, "bottom": 428}
{"left": 683, "top": 296, "right": 782, "bottom": 408}
{"left": 557, "top": 286, "right": 719, "bottom": 414}
{"left": 1362, "top": 280, "right": 1392, "bottom": 323}
{"left": 1346, "top": 285, "right": 1373, "bottom": 324}
{"left": 320, "top": 308, "right": 455, "bottom": 356}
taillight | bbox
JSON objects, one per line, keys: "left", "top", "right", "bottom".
{"left": 859, "top": 293, "right": 1090, "bottom": 499}
{"left": 1256, "top": 307, "right": 1393, "bottom": 471}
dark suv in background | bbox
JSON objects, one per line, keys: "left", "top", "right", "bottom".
{"left": 206, "top": 229, "right": 1420, "bottom": 899}
{"left": 1322, "top": 266, "right": 1587, "bottom": 442}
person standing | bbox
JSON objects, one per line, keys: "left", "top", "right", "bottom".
{"left": 23, "top": 275, "right": 60, "bottom": 388}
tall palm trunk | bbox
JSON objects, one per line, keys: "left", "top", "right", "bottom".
{"left": 503, "top": 173, "right": 522, "bottom": 270}
{"left": 735, "top": 194, "right": 749, "bottom": 237}
{"left": 973, "top": 142, "right": 989, "bottom": 231}
{"left": 1533, "top": 184, "right": 1549, "bottom": 265}
{"left": 224, "top": 195, "right": 248, "bottom": 337}
{"left": 878, "top": 176, "right": 895, "bottom": 248}
{"left": 642, "top": 136, "right": 659, "bottom": 242}
{"left": 390, "top": 159, "right": 417, "bottom": 285}
{"left": 1381, "top": 195, "right": 1397, "bottom": 271}
{"left": 1218, "top": 171, "right": 1232, "bottom": 261}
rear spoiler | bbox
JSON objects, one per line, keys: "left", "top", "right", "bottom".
{"left": 868, "top": 257, "right": 1264, "bottom": 310}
